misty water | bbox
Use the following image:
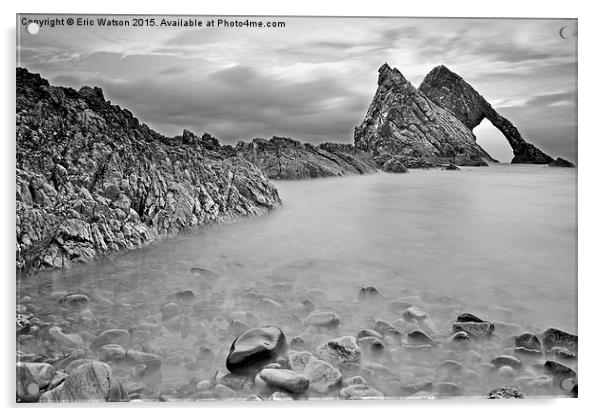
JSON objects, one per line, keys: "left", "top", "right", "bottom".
{"left": 17, "top": 164, "right": 577, "bottom": 399}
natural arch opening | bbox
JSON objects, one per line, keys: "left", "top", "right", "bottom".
{"left": 473, "top": 118, "right": 514, "bottom": 163}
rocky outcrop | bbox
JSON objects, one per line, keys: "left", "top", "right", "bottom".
{"left": 355, "top": 63, "right": 567, "bottom": 167}
{"left": 16, "top": 68, "right": 281, "bottom": 274}
{"left": 419, "top": 65, "right": 553, "bottom": 164}
{"left": 235, "top": 137, "right": 377, "bottom": 179}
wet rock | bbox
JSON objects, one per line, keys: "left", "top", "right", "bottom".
{"left": 16, "top": 362, "right": 57, "bottom": 402}
{"left": 245, "top": 394, "right": 263, "bottom": 401}
{"left": 406, "top": 330, "right": 436, "bottom": 346}
{"left": 456, "top": 313, "right": 484, "bottom": 323}
{"left": 90, "top": 328, "right": 130, "bottom": 350}
{"left": 551, "top": 347, "right": 577, "bottom": 361}
{"left": 219, "top": 373, "right": 252, "bottom": 391}
{"left": 488, "top": 386, "right": 525, "bottom": 399}
{"left": 549, "top": 158, "right": 575, "bottom": 168}
{"left": 304, "top": 311, "right": 340, "bottom": 328}
{"left": 439, "top": 360, "right": 462, "bottom": 374}
{"left": 514, "top": 347, "right": 543, "bottom": 359}
{"left": 541, "top": 328, "right": 577, "bottom": 353}
{"left": 452, "top": 321, "right": 495, "bottom": 338}
{"left": 303, "top": 359, "right": 342, "bottom": 393}
{"left": 167, "top": 290, "right": 195, "bottom": 304}
{"left": 98, "top": 344, "right": 126, "bottom": 361}
{"left": 491, "top": 355, "right": 522, "bottom": 370}
{"left": 316, "top": 336, "right": 361, "bottom": 365}
{"left": 124, "top": 350, "right": 162, "bottom": 372}
{"left": 290, "top": 336, "right": 306, "bottom": 350}
{"left": 301, "top": 299, "right": 315, "bottom": 313}
{"left": 340, "top": 384, "right": 384, "bottom": 399}
{"left": 543, "top": 360, "right": 577, "bottom": 380}
{"left": 445, "top": 163, "right": 460, "bottom": 171}
{"left": 401, "top": 381, "right": 434, "bottom": 396}
{"left": 373, "top": 319, "right": 395, "bottom": 335}
{"left": 402, "top": 306, "right": 429, "bottom": 321}
{"left": 268, "top": 391, "right": 294, "bottom": 400}
{"left": 358, "top": 286, "right": 382, "bottom": 300}
{"left": 48, "top": 326, "right": 84, "bottom": 348}
{"left": 259, "top": 297, "right": 283, "bottom": 312}
{"left": 59, "top": 294, "right": 90, "bottom": 310}
{"left": 39, "top": 361, "right": 129, "bottom": 402}
{"left": 226, "top": 326, "right": 287, "bottom": 375}
{"left": 448, "top": 331, "right": 470, "bottom": 344}
{"left": 514, "top": 332, "right": 542, "bottom": 351}
{"left": 258, "top": 368, "right": 309, "bottom": 393}
{"left": 190, "top": 267, "right": 220, "bottom": 281}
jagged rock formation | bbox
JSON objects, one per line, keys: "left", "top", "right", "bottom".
{"left": 419, "top": 65, "right": 553, "bottom": 164}
{"left": 235, "top": 137, "right": 377, "bottom": 180}
{"left": 355, "top": 63, "right": 561, "bottom": 166}
{"left": 16, "top": 68, "right": 281, "bottom": 273}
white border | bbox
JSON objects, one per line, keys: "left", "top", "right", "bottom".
{"left": 2, "top": 1, "right": 600, "bottom": 415}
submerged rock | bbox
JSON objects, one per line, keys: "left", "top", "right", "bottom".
{"left": 549, "top": 158, "right": 575, "bottom": 167}
{"left": 339, "top": 384, "right": 384, "bottom": 399}
{"left": 303, "top": 311, "right": 340, "bottom": 328}
{"left": 226, "top": 326, "right": 286, "bottom": 374}
{"left": 16, "top": 362, "right": 58, "bottom": 402}
{"left": 358, "top": 286, "right": 382, "bottom": 301}
{"left": 90, "top": 328, "right": 130, "bottom": 350}
{"left": 445, "top": 163, "right": 460, "bottom": 170}
{"left": 58, "top": 294, "right": 90, "bottom": 310}
{"left": 303, "top": 358, "right": 342, "bottom": 393}
{"left": 39, "top": 361, "right": 129, "bottom": 402}
{"left": 258, "top": 368, "right": 310, "bottom": 394}
{"left": 452, "top": 314, "right": 495, "bottom": 338}
{"left": 515, "top": 332, "right": 542, "bottom": 352}
{"left": 406, "top": 330, "right": 436, "bottom": 346}
{"left": 541, "top": 328, "right": 577, "bottom": 353}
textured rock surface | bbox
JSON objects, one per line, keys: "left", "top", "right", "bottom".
{"left": 235, "top": 137, "right": 377, "bottom": 179}
{"left": 16, "top": 68, "right": 281, "bottom": 273}
{"left": 419, "top": 66, "right": 555, "bottom": 164}
{"left": 355, "top": 63, "right": 566, "bottom": 167}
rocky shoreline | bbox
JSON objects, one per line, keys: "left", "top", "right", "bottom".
{"left": 16, "top": 280, "right": 577, "bottom": 402}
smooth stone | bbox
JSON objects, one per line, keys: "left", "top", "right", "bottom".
{"left": 491, "top": 355, "right": 522, "bottom": 370}
{"left": 452, "top": 321, "right": 495, "bottom": 337}
{"left": 287, "top": 351, "right": 315, "bottom": 372}
{"left": 304, "top": 311, "right": 340, "bottom": 328}
{"left": 401, "top": 381, "right": 434, "bottom": 396}
{"left": 358, "top": 286, "right": 382, "bottom": 301}
{"left": 16, "top": 362, "right": 57, "bottom": 402}
{"left": 488, "top": 386, "right": 525, "bottom": 399}
{"left": 196, "top": 380, "right": 212, "bottom": 392}
{"left": 124, "top": 350, "right": 162, "bottom": 371}
{"left": 39, "top": 361, "right": 129, "bottom": 402}
{"left": 190, "top": 267, "right": 219, "bottom": 280}
{"left": 48, "top": 327, "right": 84, "bottom": 348}
{"left": 498, "top": 365, "right": 517, "bottom": 379}
{"left": 543, "top": 360, "right": 577, "bottom": 380}
{"left": 357, "top": 336, "right": 385, "bottom": 353}
{"left": 219, "top": 373, "right": 252, "bottom": 391}
{"left": 357, "top": 328, "right": 381, "bottom": 339}
{"left": 226, "top": 326, "right": 286, "bottom": 375}
{"left": 515, "top": 347, "right": 543, "bottom": 359}
{"left": 303, "top": 359, "right": 342, "bottom": 393}
{"left": 515, "top": 332, "right": 542, "bottom": 351}
{"left": 316, "top": 336, "right": 361, "bottom": 365}
{"left": 97, "top": 344, "right": 126, "bottom": 361}
{"left": 59, "top": 294, "right": 90, "bottom": 310}
{"left": 90, "top": 328, "right": 130, "bottom": 350}
{"left": 541, "top": 328, "right": 577, "bottom": 353}
{"left": 259, "top": 368, "right": 309, "bottom": 393}
{"left": 167, "top": 290, "right": 195, "bottom": 304}
{"left": 301, "top": 299, "right": 315, "bottom": 313}
{"left": 339, "top": 384, "right": 384, "bottom": 399}
{"left": 406, "top": 330, "right": 436, "bottom": 346}
{"left": 245, "top": 394, "right": 263, "bottom": 401}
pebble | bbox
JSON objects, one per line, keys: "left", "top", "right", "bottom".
{"left": 59, "top": 293, "right": 90, "bottom": 311}
{"left": 258, "top": 368, "right": 310, "bottom": 393}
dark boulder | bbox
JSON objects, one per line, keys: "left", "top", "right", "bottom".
{"left": 549, "top": 157, "right": 575, "bottom": 167}
{"left": 226, "top": 326, "right": 286, "bottom": 375}
{"left": 382, "top": 157, "right": 408, "bottom": 173}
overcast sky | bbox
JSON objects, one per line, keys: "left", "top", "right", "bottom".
{"left": 18, "top": 16, "right": 577, "bottom": 161}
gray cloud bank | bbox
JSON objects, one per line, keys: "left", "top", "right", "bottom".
{"left": 18, "top": 16, "right": 577, "bottom": 161}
